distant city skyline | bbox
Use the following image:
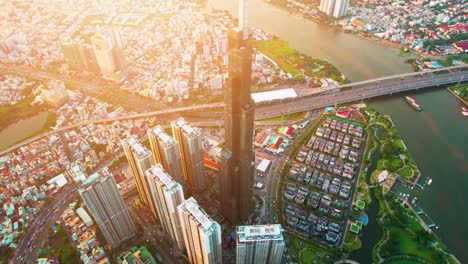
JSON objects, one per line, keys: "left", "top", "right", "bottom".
{"left": 2, "top": 0, "right": 466, "bottom": 263}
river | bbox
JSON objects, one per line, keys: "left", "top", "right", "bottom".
{"left": 207, "top": 0, "right": 413, "bottom": 82}
{"left": 369, "top": 89, "right": 468, "bottom": 262}
{"left": 0, "top": 111, "right": 49, "bottom": 150}
{"left": 207, "top": 0, "right": 468, "bottom": 262}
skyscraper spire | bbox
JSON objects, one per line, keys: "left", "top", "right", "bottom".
{"left": 239, "top": 0, "right": 248, "bottom": 40}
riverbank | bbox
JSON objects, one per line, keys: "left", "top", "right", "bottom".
{"left": 0, "top": 111, "right": 57, "bottom": 151}
{"left": 208, "top": 0, "right": 414, "bottom": 81}
{"left": 271, "top": 102, "right": 459, "bottom": 263}
{"left": 356, "top": 106, "right": 459, "bottom": 263}
{"left": 0, "top": 92, "right": 48, "bottom": 132}
{"left": 254, "top": 38, "right": 347, "bottom": 83}
{"left": 448, "top": 84, "right": 468, "bottom": 106}
{"left": 263, "top": 0, "right": 458, "bottom": 63}
{"left": 264, "top": 0, "right": 405, "bottom": 50}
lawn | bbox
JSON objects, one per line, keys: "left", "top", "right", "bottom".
{"left": 255, "top": 39, "right": 302, "bottom": 76}
{"left": 254, "top": 39, "right": 344, "bottom": 81}
{"left": 343, "top": 229, "right": 361, "bottom": 252}
{"left": 258, "top": 111, "right": 307, "bottom": 122}
{"left": 394, "top": 139, "right": 406, "bottom": 151}
{"left": 396, "top": 167, "right": 413, "bottom": 179}
{"left": 449, "top": 84, "right": 468, "bottom": 103}
{"left": 288, "top": 236, "right": 338, "bottom": 264}
{"left": 374, "top": 189, "right": 457, "bottom": 263}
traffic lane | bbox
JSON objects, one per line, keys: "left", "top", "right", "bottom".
{"left": 12, "top": 186, "right": 75, "bottom": 255}
{"left": 13, "top": 187, "right": 77, "bottom": 264}
{"left": 256, "top": 74, "right": 468, "bottom": 118}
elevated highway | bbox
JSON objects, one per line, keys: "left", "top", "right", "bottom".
{"left": 1, "top": 65, "right": 466, "bottom": 156}
{"left": 256, "top": 68, "right": 467, "bottom": 119}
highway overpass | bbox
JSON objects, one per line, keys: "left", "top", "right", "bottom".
{"left": 256, "top": 68, "right": 467, "bottom": 119}
{"left": 1, "top": 65, "right": 466, "bottom": 156}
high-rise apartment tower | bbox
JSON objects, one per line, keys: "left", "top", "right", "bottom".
{"left": 79, "top": 168, "right": 136, "bottom": 248}
{"left": 122, "top": 137, "right": 157, "bottom": 218}
{"left": 171, "top": 118, "right": 205, "bottom": 196}
{"left": 146, "top": 164, "right": 185, "bottom": 251}
{"left": 236, "top": 224, "right": 285, "bottom": 264}
{"left": 178, "top": 197, "right": 223, "bottom": 264}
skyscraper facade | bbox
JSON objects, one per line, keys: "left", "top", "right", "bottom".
{"left": 148, "top": 126, "right": 184, "bottom": 187}
{"left": 79, "top": 44, "right": 101, "bottom": 74}
{"left": 122, "top": 137, "right": 157, "bottom": 218}
{"left": 61, "top": 43, "right": 84, "bottom": 70}
{"left": 146, "top": 164, "right": 185, "bottom": 251}
{"left": 178, "top": 197, "right": 223, "bottom": 264}
{"left": 332, "top": 0, "right": 350, "bottom": 18}
{"left": 171, "top": 118, "right": 205, "bottom": 196}
{"left": 219, "top": 0, "right": 255, "bottom": 224}
{"left": 319, "top": 0, "right": 349, "bottom": 18}
{"left": 236, "top": 224, "right": 285, "bottom": 264}
{"left": 79, "top": 168, "right": 136, "bottom": 248}
{"left": 91, "top": 32, "right": 116, "bottom": 75}
{"left": 91, "top": 29, "right": 127, "bottom": 77}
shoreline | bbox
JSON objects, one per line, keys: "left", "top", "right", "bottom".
{"left": 358, "top": 106, "right": 459, "bottom": 263}
{"left": 264, "top": 0, "right": 445, "bottom": 61}
{"left": 447, "top": 87, "right": 468, "bottom": 106}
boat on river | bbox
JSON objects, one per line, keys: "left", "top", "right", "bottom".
{"left": 405, "top": 96, "right": 422, "bottom": 111}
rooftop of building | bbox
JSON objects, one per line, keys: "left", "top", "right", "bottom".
{"left": 149, "top": 125, "right": 176, "bottom": 148}
{"left": 81, "top": 168, "right": 112, "bottom": 188}
{"left": 123, "top": 137, "right": 151, "bottom": 159}
{"left": 173, "top": 118, "right": 201, "bottom": 138}
{"left": 117, "top": 245, "right": 157, "bottom": 264}
{"left": 251, "top": 88, "right": 297, "bottom": 103}
{"left": 237, "top": 224, "right": 284, "bottom": 242}
{"left": 180, "top": 197, "right": 216, "bottom": 231}
{"left": 146, "top": 164, "right": 179, "bottom": 191}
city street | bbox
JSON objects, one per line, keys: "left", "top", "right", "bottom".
{"left": 11, "top": 184, "right": 77, "bottom": 264}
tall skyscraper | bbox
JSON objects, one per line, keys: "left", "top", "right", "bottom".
{"left": 61, "top": 40, "right": 101, "bottom": 74}
{"left": 171, "top": 118, "right": 206, "bottom": 196}
{"left": 332, "top": 0, "right": 350, "bottom": 18}
{"left": 79, "top": 168, "right": 136, "bottom": 248}
{"left": 61, "top": 43, "right": 84, "bottom": 70}
{"left": 91, "top": 32, "right": 117, "bottom": 76}
{"left": 91, "top": 29, "right": 127, "bottom": 77}
{"left": 320, "top": 0, "right": 349, "bottom": 18}
{"left": 238, "top": 0, "right": 248, "bottom": 40}
{"left": 146, "top": 164, "right": 185, "bottom": 251}
{"left": 122, "top": 137, "right": 157, "bottom": 218}
{"left": 178, "top": 197, "right": 222, "bottom": 264}
{"left": 219, "top": 0, "right": 255, "bottom": 224}
{"left": 148, "top": 126, "right": 184, "bottom": 187}
{"left": 79, "top": 43, "right": 101, "bottom": 74}
{"left": 236, "top": 224, "right": 285, "bottom": 264}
